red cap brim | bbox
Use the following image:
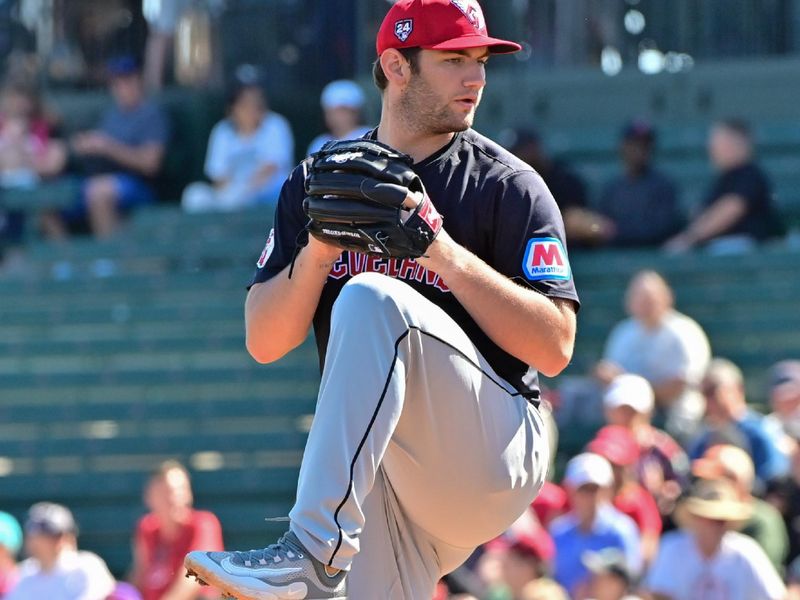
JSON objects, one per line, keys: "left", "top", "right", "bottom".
{"left": 423, "top": 34, "right": 522, "bottom": 55}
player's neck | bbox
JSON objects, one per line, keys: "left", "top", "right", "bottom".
{"left": 376, "top": 118, "right": 453, "bottom": 164}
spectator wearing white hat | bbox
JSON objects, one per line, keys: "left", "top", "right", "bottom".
{"left": 306, "top": 80, "right": 372, "bottom": 156}
{"left": 549, "top": 453, "right": 641, "bottom": 597}
{"left": 6, "top": 502, "right": 115, "bottom": 600}
{"left": 0, "top": 511, "right": 22, "bottom": 597}
{"left": 594, "top": 270, "right": 711, "bottom": 443}
{"left": 644, "top": 478, "right": 785, "bottom": 600}
{"left": 604, "top": 374, "right": 689, "bottom": 519}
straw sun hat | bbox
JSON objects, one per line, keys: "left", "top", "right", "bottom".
{"left": 675, "top": 478, "right": 752, "bottom": 530}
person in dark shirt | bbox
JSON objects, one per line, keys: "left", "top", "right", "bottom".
{"left": 665, "top": 118, "right": 783, "bottom": 253}
{"left": 597, "top": 119, "right": 683, "bottom": 247}
{"left": 507, "top": 128, "right": 615, "bottom": 247}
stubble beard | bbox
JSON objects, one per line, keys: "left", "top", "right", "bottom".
{"left": 397, "top": 74, "right": 478, "bottom": 136}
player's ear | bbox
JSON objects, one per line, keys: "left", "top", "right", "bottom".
{"left": 380, "top": 49, "right": 412, "bottom": 88}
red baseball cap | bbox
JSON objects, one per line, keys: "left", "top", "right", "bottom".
{"left": 587, "top": 425, "right": 640, "bottom": 467}
{"left": 376, "top": 0, "right": 522, "bottom": 56}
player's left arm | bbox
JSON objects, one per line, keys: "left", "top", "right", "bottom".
{"left": 418, "top": 232, "right": 575, "bottom": 376}
{"left": 416, "top": 170, "right": 577, "bottom": 376}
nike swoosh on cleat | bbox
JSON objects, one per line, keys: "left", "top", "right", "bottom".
{"left": 220, "top": 557, "right": 304, "bottom": 578}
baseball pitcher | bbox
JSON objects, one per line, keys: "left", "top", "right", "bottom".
{"left": 185, "top": 1, "right": 580, "bottom": 598}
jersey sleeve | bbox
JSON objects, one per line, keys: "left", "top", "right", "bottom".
{"left": 491, "top": 171, "right": 580, "bottom": 308}
{"left": 248, "top": 162, "right": 309, "bottom": 287}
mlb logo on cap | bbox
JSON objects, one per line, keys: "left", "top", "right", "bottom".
{"left": 522, "top": 238, "right": 570, "bottom": 281}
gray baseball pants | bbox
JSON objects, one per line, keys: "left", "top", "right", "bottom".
{"left": 288, "top": 272, "right": 549, "bottom": 599}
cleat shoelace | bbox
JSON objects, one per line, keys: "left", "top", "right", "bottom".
{"left": 231, "top": 534, "right": 304, "bottom": 567}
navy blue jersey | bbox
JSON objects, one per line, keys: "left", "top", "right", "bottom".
{"left": 250, "top": 128, "right": 580, "bottom": 396}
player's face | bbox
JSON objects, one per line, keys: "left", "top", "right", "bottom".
{"left": 398, "top": 47, "right": 488, "bottom": 135}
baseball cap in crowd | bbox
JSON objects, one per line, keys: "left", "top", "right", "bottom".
{"left": 581, "top": 547, "right": 632, "bottom": 585}
{"left": 691, "top": 444, "right": 755, "bottom": 493}
{"left": 106, "top": 55, "right": 140, "bottom": 78}
{"left": 621, "top": 118, "right": 656, "bottom": 143}
{"left": 587, "top": 425, "right": 640, "bottom": 467}
{"left": 770, "top": 360, "right": 800, "bottom": 391}
{"left": 563, "top": 452, "right": 614, "bottom": 489}
{"left": 321, "top": 80, "right": 366, "bottom": 110}
{"left": 0, "top": 511, "right": 22, "bottom": 555}
{"left": 376, "top": 0, "right": 522, "bottom": 56}
{"left": 24, "top": 502, "right": 78, "bottom": 537}
{"left": 603, "top": 374, "right": 655, "bottom": 414}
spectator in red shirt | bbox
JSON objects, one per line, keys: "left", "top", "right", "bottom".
{"left": 604, "top": 374, "right": 689, "bottom": 521}
{"left": 587, "top": 425, "right": 662, "bottom": 566}
{"left": 132, "top": 461, "right": 223, "bottom": 600}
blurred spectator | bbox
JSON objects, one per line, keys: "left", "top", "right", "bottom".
{"left": 181, "top": 68, "right": 294, "bottom": 213}
{"left": 574, "top": 548, "right": 643, "bottom": 600}
{"left": 6, "top": 502, "right": 115, "bottom": 600}
{"left": 692, "top": 443, "right": 789, "bottom": 569}
{"left": 0, "top": 79, "right": 67, "bottom": 255}
{"left": 0, "top": 80, "right": 67, "bottom": 187}
{"left": 506, "top": 128, "right": 614, "bottom": 247}
{"left": 549, "top": 453, "right": 641, "bottom": 597}
{"left": 689, "top": 358, "right": 789, "bottom": 488}
{"left": 42, "top": 55, "right": 170, "bottom": 239}
{"left": 596, "top": 120, "right": 683, "bottom": 247}
{"left": 665, "top": 118, "right": 783, "bottom": 254}
{"left": 131, "top": 460, "right": 223, "bottom": 600}
{"left": 490, "top": 532, "right": 554, "bottom": 600}
{"left": 142, "top": 0, "right": 192, "bottom": 90}
{"left": 587, "top": 425, "right": 662, "bottom": 566}
{"left": 0, "top": 511, "right": 22, "bottom": 597}
{"left": 787, "top": 556, "right": 800, "bottom": 600}
{"left": 763, "top": 360, "right": 800, "bottom": 456}
{"left": 519, "top": 577, "right": 569, "bottom": 600}
{"left": 767, "top": 442, "right": 800, "bottom": 566}
{"left": 306, "top": 80, "right": 372, "bottom": 156}
{"left": 643, "top": 478, "right": 785, "bottom": 600}
{"left": 108, "top": 582, "right": 144, "bottom": 600}
{"left": 603, "top": 375, "right": 689, "bottom": 520}
{"left": 477, "top": 508, "right": 556, "bottom": 600}
{"left": 531, "top": 481, "right": 569, "bottom": 529}
{"left": 594, "top": 270, "right": 711, "bottom": 442}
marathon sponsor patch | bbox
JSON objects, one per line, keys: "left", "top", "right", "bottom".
{"left": 395, "top": 19, "right": 413, "bottom": 42}
{"left": 522, "top": 237, "right": 571, "bottom": 281}
{"left": 256, "top": 229, "right": 275, "bottom": 269}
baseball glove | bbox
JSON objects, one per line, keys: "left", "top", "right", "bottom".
{"left": 303, "top": 139, "right": 443, "bottom": 258}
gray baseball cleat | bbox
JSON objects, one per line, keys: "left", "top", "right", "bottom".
{"left": 185, "top": 530, "right": 347, "bottom": 600}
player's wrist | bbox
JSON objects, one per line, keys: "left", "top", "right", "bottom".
{"left": 304, "top": 235, "right": 343, "bottom": 267}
